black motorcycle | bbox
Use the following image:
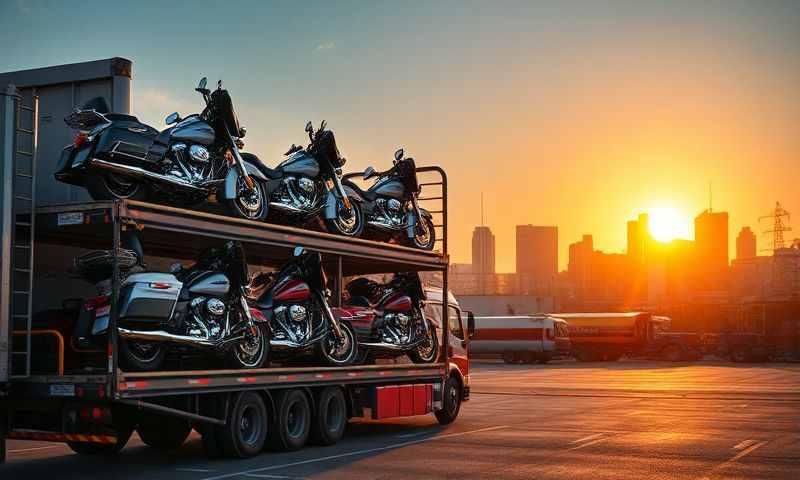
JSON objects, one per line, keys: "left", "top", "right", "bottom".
{"left": 259, "top": 121, "right": 365, "bottom": 237}
{"left": 247, "top": 247, "right": 359, "bottom": 366}
{"left": 343, "top": 149, "right": 436, "bottom": 249}
{"left": 55, "top": 77, "right": 268, "bottom": 221}
{"left": 108, "top": 241, "right": 269, "bottom": 371}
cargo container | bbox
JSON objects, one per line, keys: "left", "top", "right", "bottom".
{"left": 470, "top": 315, "right": 570, "bottom": 364}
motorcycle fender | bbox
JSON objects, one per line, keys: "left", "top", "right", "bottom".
{"left": 324, "top": 185, "right": 363, "bottom": 219}
{"left": 405, "top": 209, "right": 433, "bottom": 239}
{"left": 222, "top": 163, "right": 268, "bottom": 200}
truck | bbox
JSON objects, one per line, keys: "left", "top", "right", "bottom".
{"left": 470, "top": 315, "right": 571, "bottom": 364}
{"left": 0, "top": 166, "right": 473, "bottom": 461}
{"left": 553, "top": 312, "right": 701, "bottom": 362}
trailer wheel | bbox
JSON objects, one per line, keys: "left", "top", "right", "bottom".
{"left": 435, "top": 376, "right": 462, "bottom": 425}
{"left": 67, "top": 427, "right": 132, "bottom": 455}
{"left": 137, "top": 414, "right": 192, "bottom": 451}
{"left": 731, "top": 345, "right": 752, "bottom": 363}
{"left": 220, "top": 392, "right": 269, "bottom": 458}
{"left": 271, "top": 389, "right": 311, "bottom": 451}
{"left": 660, "top": 344, "right": 684, "bottom": 362}
{"left": 311, "top": 387, "right": 347, "bottom": 446}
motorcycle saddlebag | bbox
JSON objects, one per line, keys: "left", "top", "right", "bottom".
{"left": 93, "top": 117, "right": 159, "bottom": 166}
{"left": 118, "top": 273, "right": 182, "bottom": 325}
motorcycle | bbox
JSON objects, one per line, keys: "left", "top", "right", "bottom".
{"left": 259, "top": 121, "right": 365, "bottom": 237}
{"left": 336, "top": 272, "right": 439, "bottom": 364}
{"left": 247, "top": 247, "right": 359, "bottom": 366}
{"left": 55, "top": 77, "right": 268, "bottom": 221}
{"left": 343, "top": 149, "right": 436, "bottom": 250}
{"left": 68, "top": 239, "right": 269, "bottom": 372}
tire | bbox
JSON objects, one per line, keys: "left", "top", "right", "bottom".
{"left": 271, "top": 389, "right": 311, "bottom": 451}
{"left": 435, "top": 376, "right": 462, "bottom": 425}
{"left": 518, "top": 352, "right": 535, "bottom": 364}
{"left": 408, "top": 321, "right": 439, "bottom": 364}
{"left": 137, "top": 414, "right": 192, "bottom": 452}
{"left": 660, "top": 344, "right": 684, "bottom": 362}
{"left": 225, "top": 177, "right": 268, "bottom": 221}
{"left": 67, "top": 427, "right": 132, "bottom": 455}
{"left": 220, "top": 392, "right": 269, "bottom": 458}
{"left": 574, "top": 350, "right": 600, "bottom": 362}
{"left": 86, "top": 170, "right": 149, "bottom": 201}
{"left": 502, "top": 352, "right": 515, "bottom": 364}
{"left": 119, "top": 338, "right": 167, "bottom": 372}
{"left": 409, "top": 216, "right": 436, "bottom": 250}
{"left": 310, "top": 387, "right": 347, "bottom": 446}
{"left": 227, "top": 324, "right": 270, "bottom": 369}
{"left": 324, "top": 198, "right": 365, "bottom": 238}
{"left": 731, "top": 346, "right": 752, "bottom": 363}
{"left": 317, "top": 322, "right": 358, "bottom": 366}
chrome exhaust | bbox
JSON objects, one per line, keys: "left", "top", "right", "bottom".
{"left": 91, "top": 158, "right": 207, "bottom": 193}
{"left": 118, "top": 327, "right": 243, "bottom": 349}
{"left": 359, "top": 339, "right": 425, "bottom": 351}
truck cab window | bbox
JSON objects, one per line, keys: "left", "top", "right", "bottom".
{"left": 449, "top": 306, "right": 464, "bottom": 340}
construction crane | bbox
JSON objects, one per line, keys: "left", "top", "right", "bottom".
{"left": 759, "top": 202, "right": 791, "bottom": 252}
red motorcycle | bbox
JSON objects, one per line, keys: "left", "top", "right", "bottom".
{"left": 335, "top": 272, "right": 439, "bottom": 364}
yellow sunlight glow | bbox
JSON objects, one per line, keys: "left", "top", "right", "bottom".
{"left": 648, "top": 207, "right": 690, "bottom": 243}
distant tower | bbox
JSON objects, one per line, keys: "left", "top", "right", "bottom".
{"left": 760, "top": 202, "right": 791, "bottom": 252}
{"left": 736, "top": 227, "right": 756, "bottom": 259}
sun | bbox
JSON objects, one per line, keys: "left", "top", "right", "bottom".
{"left": 648, "top": 207, "right": 690, "bottom": 243}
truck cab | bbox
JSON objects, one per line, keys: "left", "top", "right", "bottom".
{"left": 423, "top": 288, "right": 472, "bottom": 402}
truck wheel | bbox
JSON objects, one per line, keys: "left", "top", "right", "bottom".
{"left": 661, "top": 344, "right": 684, "bottom": 362}
{"left": 137, "top": 414, "right": 192, "bottom": 451}
{"left": 502, "top": 352, "right": 515, "bottom": 364}
{"left": 731, "top": 346, "right": 752, "bottom": 363}
{"left": 271, "top": 389, "right": 311, "bottom": 451}
{"left": 310, "top": 387, "right": 347, "bottom": 446}
{"left": 67, "top": 427, "right": 132, "bottom": 455}
{"left": 220, "top": 392, "right": 268, "bottom": 458}
{"left": 435, "top": 376, "right": 462, "bottom": 425}
{"left": 574, "top": 350, "right": 598, "bottom": 362}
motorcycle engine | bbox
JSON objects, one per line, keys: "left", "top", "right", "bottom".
{"left": 279, "top": 176, "right": 317, "bottom": 211}
{"left": 165, "top": 143, "right": 212, "bottom": 183}
{"left": 376, "top": 198, "right": 404, "bottom": 227}
{"left": 380, "top": 312, "right": 411, "bottom": 344}
{"left": 188, "top": 296, "right": 226, "bottom": 340}
{"left": 273, "top": 304, "right": 311, "bottom": 343}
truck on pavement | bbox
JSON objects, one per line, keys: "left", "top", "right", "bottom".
{"left": 470, "top": 315, "right": 571, "bottom": 364}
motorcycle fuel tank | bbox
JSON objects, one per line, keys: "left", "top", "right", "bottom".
{"left": 273, "top": 278, "right": 311, "bottom": 302}
{"left": 278, "top": 152, "right": 320, "bottom": 177}
{"left": 188, "top": 272, "right": 231, "bottom": 296}
{"left": 371, "top": 178, "right": 405, "bottom": 199}
{"left": 383, "top": 293, "right": 413, "bottom": 312}
{"left": 171, "top": 115, "right": 215, "bottom": 145}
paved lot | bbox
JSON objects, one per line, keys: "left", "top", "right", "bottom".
{"left": 5, "top": 361, "right": 800, "bottom": 479}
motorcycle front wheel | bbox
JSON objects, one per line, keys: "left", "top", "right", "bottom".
{"left": 317, "top": 322, "right": 358, "bottom": 366}
{"left": 227, "top": 324, "right": 270, "bottom": 369}
{"left": 86, "top": 170, "right": 150, "bottom": 201}
{"left": 324, "top": 199, "right": 364, "bottom": 237}
{"left": 409, "top": 216, "right": 436, "bottom": 250}
{"left": 225, "top": 177, "right": 268, "bottom": 221}
{"left": 408, "top": 321, "right": 439, "bottom": 364}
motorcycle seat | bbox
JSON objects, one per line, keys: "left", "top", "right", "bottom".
{"left": 241, "top": 152, "right": 282, "bottom": 179}
{"left": 345, "top": 296, "right": 373, "bottom": 308}
{"left": 343, "top": 180, "right": 377, "bottom": 202}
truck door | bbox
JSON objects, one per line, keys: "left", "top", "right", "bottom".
{"left": 447, "top": 305, "right": 469, "bottom": 379}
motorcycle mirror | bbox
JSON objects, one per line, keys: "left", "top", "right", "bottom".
{"left": 305, "top": 121, "right": 313, "bottom": 134}
{"left": 293, "top": 246, "right": 305, "bottom": 257}
{"left": 363, "top": 166, "right": 376, "bottom": 180}
{"left": 467, "top": 311, "right": 476, "bottom": 339}
{"left": 198, "top": 77, "right": 207, "bottom": 90}
{"left": 165, "top": 112, "right": 181, "bottom": 125}
{"left": 217, "top": 79, "right": 223, "bottom": 90}
{"left": 394, "top": 148, "right": 404, "bottom": 161}
{"left": 320, "top": 120, "right": 327, "bottom": 131}
{"left": 238, "top": 126, "right": 246, "bottom": 138}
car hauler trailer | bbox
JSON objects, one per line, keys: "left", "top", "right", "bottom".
{"left": 0, "top": 166, "right": 471, "bottom": 461}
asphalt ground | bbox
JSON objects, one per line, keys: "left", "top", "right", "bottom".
{"left": 4, "top": 360, "right": 799, "bottom": 479}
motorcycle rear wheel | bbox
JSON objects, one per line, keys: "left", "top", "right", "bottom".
{"left": 86, "top": 171, "right": 149, "bottom": 201}
{"left": 119, "top": 338, "right": 167, "bottom": 371}
{"left": 408, "top": 321, "right": 439, "bottom": 364}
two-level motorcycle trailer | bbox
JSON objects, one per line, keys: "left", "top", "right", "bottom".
{"left": 0, "top": 167, "right": 469, "bottom": 461}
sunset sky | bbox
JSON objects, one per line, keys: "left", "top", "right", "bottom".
{"left": 2, "top": 0, "right": 798, "bottom": 272}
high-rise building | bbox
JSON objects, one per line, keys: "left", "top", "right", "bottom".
{"left": 516, "top": 225, "right": 558, "bottom": 293}
{"left": 694, "top": 209, "right": 729, "bottom": 290}
{"left": 471, "top": 226, "right": 495, "bottom": 274}
{"left": 736, "top": 227, "right": 757, "bottom": 260}
{"left": 627, "top": 213, "right": 649, "bottom": 264}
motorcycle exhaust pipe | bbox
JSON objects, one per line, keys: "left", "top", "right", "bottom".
{"left": 91, "top": 158, "right": 207, "bottom": 193}
{"left": 118, "top": 327, "right": 243, "bottom": 349}
{"left": 359, "top": 339, "right": 425, "bottom": 351}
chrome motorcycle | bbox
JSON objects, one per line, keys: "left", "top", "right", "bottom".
{"left": 259, "top": 121, "right": 365, "bottom": 237}
{"left": 343, "top": 149, "right": 436, "bottom": 249}
{"left": 55, "top": 77, "right": 268, "bottom": 221}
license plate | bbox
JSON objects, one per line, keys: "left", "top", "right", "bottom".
{"left": 50, "top": 384, "right": 76, "bottom": 396}
{"left": 57, "top": 212, "right": 84, "bottom": 226}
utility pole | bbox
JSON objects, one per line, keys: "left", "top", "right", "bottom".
{"left": 759, "top": 202, "right": 791, "bottom": 252}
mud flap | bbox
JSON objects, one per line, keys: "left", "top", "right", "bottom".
{"left": 222, "top": 164, "right": 268, "bottom": 200}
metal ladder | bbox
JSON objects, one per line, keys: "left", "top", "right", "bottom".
{"left": 8, "top": 93, "right": 38, "bottom": 378}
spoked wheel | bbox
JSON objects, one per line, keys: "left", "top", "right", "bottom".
{"left": 119, "top": 338, "right": 166, "bottom": 371}
{"left": 435, "top": 376, "right": 462, "bottom": 425}
{"left": 325, "top": 198, "right": 364, "bottom": 237}
{"left": 410, "top": 216, "right": 436, "bottom": 250}
{"left": 271, "top": 389, "right": 311, "bottom": 451}
{"left": 311, "top": 387, "right": 347, "bottom": 446}
{"left": 226, "top": 176, "right": 268, "bottom": 221}
{"left": 408, "top": 321, "right": 439, "bottom": 364}
{"left": 227, "top": 324, "right": 269, "bottom": 369}
{"left": 317, "top": 322, "right": 358, "bottom": 366}
{"left": 86, "top": 171, "right": 149, "bottom": 201}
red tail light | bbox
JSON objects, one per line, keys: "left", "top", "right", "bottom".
{"left": 150, "top": 282, "right": 173, "bottom": 289}
{"left": 74, "top": 132, "right": 87, "bottom": 148}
